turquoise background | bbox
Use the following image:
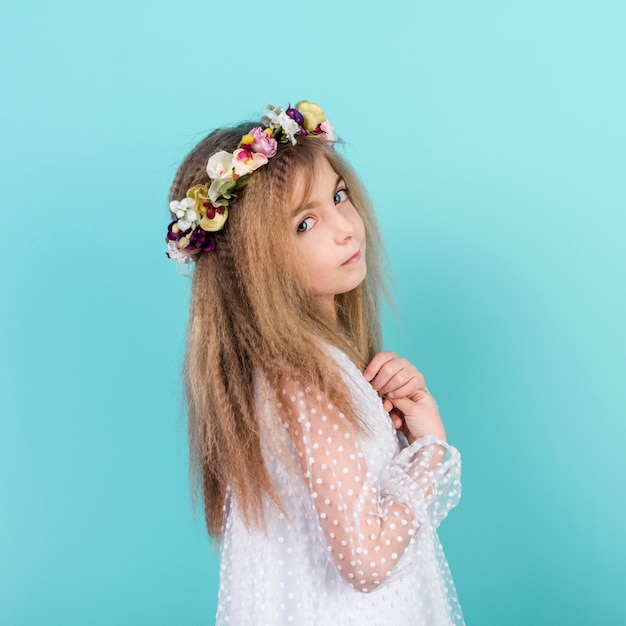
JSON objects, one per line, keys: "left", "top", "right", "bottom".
{"left": 1, "top": 1, "right": 624, "bottom": 624}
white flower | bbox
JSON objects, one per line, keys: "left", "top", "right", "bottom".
{"left": 262, "top": 106, "right": 300, "bottom": 144}
{"left": 166, "top": 240, "right": 193, "bottom": 264}
{"left": 177, "top": 211, "right": 198, "bottom": 231}
{"left": 169, "top": 197, "right": 194, "bottom": 217}
{"left": 169, "top": 197, "right": 198, "bottom": 231}
{"left": 207, "top": 150, "right": 234, "bottom": 180}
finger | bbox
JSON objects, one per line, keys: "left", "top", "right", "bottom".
{"left": 378, "top": 364, "right": 425, "bottom": 397}
{"left": 378, "top": 370, "right": 417, "bottom": 397}
{"left": 368, "top": 357, "right": 411, "bottom": 392}
{"left": 363, "top": 351, "right": 397, "bottom": 382}
{"left": 382, "top": 398, "right": 393, "bottom": 412}
{"left": 389, "top": 391, "right": 435, "bottom": 415}
{"left": 386, "top": 376, "right": 428, "bottom": 399}
{"left": 388, "top": 408, "right": 404, "bottom": 429}
{"left": 388, "top": 395, "right": 416, "bottom": 414}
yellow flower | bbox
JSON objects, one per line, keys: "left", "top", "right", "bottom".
{"left": 187, "top": 184, "right": 210, "bottom": 217}
{"left": 200, "top": 207, "right": 229, "bottom": 232}
{"left": 296, "top": 100, "right": 326, "bottom": 131}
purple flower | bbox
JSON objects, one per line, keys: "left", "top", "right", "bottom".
{"left": 286, "top": 106, "right": 304, "bottom": 126}
{"left": 186, "top": 229, "right": 217, "bottom": 252}
{"left": 202, "top": 236, "right": 216, "bottom": 252}
{"left": 188, "top": 228, "right": 207, "bottom": 249}
{"left": 166, "top": 220, "right": 183, "bottom": 241}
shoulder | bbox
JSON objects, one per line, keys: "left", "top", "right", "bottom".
{"left": 324, "top": 345, "right": 368, "bottom": 391}
{"left": 257, "top": 343, "right": 389, "bottom": 435}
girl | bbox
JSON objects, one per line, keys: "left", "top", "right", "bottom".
{"left": 166, "top": 101, "right": 463, "bottom": 625}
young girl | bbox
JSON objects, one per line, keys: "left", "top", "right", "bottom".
{"left": 166, "top": 101, "right": 464, "bottom": 625}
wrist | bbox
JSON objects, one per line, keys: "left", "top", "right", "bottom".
{"left": 405, "top": 419, "right": 447, "bottom": 444}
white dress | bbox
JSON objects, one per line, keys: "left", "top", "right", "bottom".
{"left": 216, "top": 348, "right": 464, "bottom": 625}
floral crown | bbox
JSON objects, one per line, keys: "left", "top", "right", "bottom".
{"left": 166, "top": 101, "right": 335, "bottom": 263}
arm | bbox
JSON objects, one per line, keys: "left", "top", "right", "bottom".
{"left": 281, "top": 378, "right": 461, "bottom": 593}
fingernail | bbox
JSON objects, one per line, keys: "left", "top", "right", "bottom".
{"left": 363, "top": 371, "right": 372, "bottom": 381}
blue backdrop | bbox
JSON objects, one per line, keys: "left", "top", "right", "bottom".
{"left": 2, "top": 1, "right": 625, "bottom": 624}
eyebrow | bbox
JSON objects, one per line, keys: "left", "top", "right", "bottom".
{"left": 292, "top": 176, "right": 344, "bottom": 217}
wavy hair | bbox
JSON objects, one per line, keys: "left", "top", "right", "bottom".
{"left": 169, "top": 126, "right": 387, "bottom": 537}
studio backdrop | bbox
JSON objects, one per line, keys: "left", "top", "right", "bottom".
{"left": 1, "top": 1, "right": 625, "bottom": 624}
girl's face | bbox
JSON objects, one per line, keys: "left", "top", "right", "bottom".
{"left": 292, "top": 157, "right": 367, "bottom": 314}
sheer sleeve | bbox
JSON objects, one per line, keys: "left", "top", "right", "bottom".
{"left": 279, "top": 381, "right": 461, "bottom": 593}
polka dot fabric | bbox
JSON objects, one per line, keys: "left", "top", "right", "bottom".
{"left": 216, "top": 348, "right": 463, "bottom": 625}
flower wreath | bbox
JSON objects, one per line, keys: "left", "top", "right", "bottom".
{"left": 165, "top": 101, "right": 335, "bottom": 264}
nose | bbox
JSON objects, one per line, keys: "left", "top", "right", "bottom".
{"left": 332, "top": 210, "right": 355, "bottom": 243}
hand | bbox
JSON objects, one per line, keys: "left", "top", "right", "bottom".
{"left": 387, "top": 394, "right": 447, "bottom": 444}
{"left": 364, "top": 352, "right": 424, "bottom": 399}
{"left": 364, "top": 352, "right": 446, "bottom": 444}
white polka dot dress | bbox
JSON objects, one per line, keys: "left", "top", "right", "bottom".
{"left": 216, "top": 348, "right": 464, "bottom": 625}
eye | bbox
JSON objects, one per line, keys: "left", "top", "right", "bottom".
{"left": 297, "top": 217, "right": 315, "bottom": 233}
{"left": 334, "top": 188, "right": 349, "bottom": 204}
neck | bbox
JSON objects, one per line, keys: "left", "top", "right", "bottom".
{"left": 317, "top": 295, "right": 338, "bottom": 321}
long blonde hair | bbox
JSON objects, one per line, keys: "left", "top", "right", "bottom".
{"left": 169, "top": 125, "right": 387, "bottom": 537}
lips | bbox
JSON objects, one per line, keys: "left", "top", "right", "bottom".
{"left": 342, "top": 250, "right": 361, "bottom": 266}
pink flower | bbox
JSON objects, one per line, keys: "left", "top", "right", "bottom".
{"left": 320, "top": 120, "right": 335, "bottom": 142}
{"left": 232, "top": 149, "right": 269, "bottom": 176}
{"left": 247, "top": 127, "right": 277, "bottom": 157}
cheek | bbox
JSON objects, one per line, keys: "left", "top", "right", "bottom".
{"left": 298, "top": 239, "right": 324, "bottom": 281}
{"left": 299, "top": 245, "right": 338, "bottom": 296}
{"left": 351, "top": 207, "right": 365, "bottom": 237}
